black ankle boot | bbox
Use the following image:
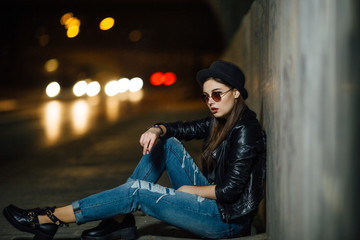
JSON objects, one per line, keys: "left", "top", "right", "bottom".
{"left": 3, "top": 204, "right": 68, "bottom": 240}
{"left": 81, "top": 214, "right": 137, "bottom": 240}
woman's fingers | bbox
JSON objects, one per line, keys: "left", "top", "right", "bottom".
{"left": 142, "top": 135, "right": 156, "bottom": 155}
{"left": 140, "top": 134, "right": 149, "bottom": 155}
{"left": 140, "top": 128, "right": 160, "bottom": 155}
{"left": 141, "top": 134, "right": 150, "bottom": 155}
{"left": 146, "top": 136, "right": 156, "bottom": 154}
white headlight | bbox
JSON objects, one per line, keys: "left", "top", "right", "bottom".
{"left": 86, "top": 81, "right": 101, "bottom": 97}
{"left": 73, "top": 80, "right": 88, "bottom": 97}
{"left": 129, "top": 77, "right": 143, "bottom": 92}
{"left": 46, "top": 82, "right": 61, "bottom": 98}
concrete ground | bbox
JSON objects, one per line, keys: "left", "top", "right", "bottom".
{"left": 0, "top": 101, "right": 267, "bottom": 240}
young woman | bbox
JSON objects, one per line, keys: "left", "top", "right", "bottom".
{"left": 3, "top": 60, "right": 266, "bottom": 240}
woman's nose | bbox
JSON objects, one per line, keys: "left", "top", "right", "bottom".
{"left": 207, "top": 97, "right": 215, "bottom": 105}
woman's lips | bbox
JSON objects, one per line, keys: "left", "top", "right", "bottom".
{"left": 211, "top": 108, "right": 218, "bottom": 114}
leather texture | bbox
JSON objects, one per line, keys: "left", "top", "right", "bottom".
{"left": 162, "top": 107, "right": 266, "bottom": 222}
{"left": 3, "top": 204, "right": 59, "bottom": 239}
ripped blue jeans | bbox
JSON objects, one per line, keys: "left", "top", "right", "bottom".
{"left": 72, "top": 138, "right": 252, "bottom": 239}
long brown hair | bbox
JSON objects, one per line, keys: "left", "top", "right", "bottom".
{"left": 201, "top": 78, "right": 246, "bottom": 171}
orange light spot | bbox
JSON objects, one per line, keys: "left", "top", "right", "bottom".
{"left": 67, "top": 26, "right": 79, "bottom": 38}
{"left": 60, "top": 13, "right": 74, "bottom": 25}
{"left": 99, "top": 17, "right": 115, "bottom": 31}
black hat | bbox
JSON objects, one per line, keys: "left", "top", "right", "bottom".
{"left": 196, "top": 60, "right": 248, "bottom": 100}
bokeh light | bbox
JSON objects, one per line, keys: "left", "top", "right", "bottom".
{"left": 73, "top": 80, "right": 88, "bottom": 97}
{"left": 129, "top": 30, "right": 142, "bottom": 42}
{"left": 44, "top": 59, "right": 59, "bottom": 72}
{"left": 118, "top": 78, "right": 130, "bottom": 93}
{"left": 60, "top": 12, "right": 74, "bottom": 25}
{"left": 105, "top": 80, "right": 120, "bottom": 96}
{"left": 66, "top": 17, "right": 81, "bottom": 28}
{"left": 163, "top": 72, "right": 176, "bottom": 85}
{"left": 150, "top": 72, "right": 163, "bottom": 86}
{"left": 46, "top": 82, "right": 61, "bottom": 98}
{"left": 86, "top": 81, "right": 101, "bottom": 97}
{"left": 99, "top": 17, "right": 115, "bottom": 31}
{"left": 67, "top": 26, "right": 80, "bottom": 38}
{"left": 150, "top": 72, "right": 176, "bottom": 86}
{"left": 60, "top": 12, "right": 81, "bottom": 38}
{"left": 129, "top": 77, "right": 143, "bottom": 92}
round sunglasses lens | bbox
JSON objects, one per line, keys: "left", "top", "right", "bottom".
{"left": 201, "top": 95, "right": 208, "bottom": 103}
{"left": 212, "top": 92, "right": 222, "bottom": 102}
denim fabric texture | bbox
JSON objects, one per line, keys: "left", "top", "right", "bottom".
{"left": 72, "top": 138, "right": 252, "bottom": 239}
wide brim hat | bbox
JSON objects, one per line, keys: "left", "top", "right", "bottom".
{"left": 196, "top": 60, "right": 248, "bottom": 100}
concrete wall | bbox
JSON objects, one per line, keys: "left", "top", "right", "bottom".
{"left": 222, "top": 0, "right": 360, "bottom": 239}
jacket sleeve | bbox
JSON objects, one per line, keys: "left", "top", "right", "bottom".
{"left": 215, "top": 124, "right": 260, "bottom": 203}
{"left": 160, "top": 117, "right": 212, "bottom": 141}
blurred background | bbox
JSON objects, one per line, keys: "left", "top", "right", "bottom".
{"left": 0, "top": 0, "right": 225, "bottom": 98}
{"left": 1, "top": 0, "right": 359, "bottom": 239}
{"left": 0, "top": 1, "right": 259, "bottom": 238}
{"left": 0, "top": 0, "right": 253, "bottom": 155}
{"left": 0, "top": 0, "right": 254, "bottom": 98}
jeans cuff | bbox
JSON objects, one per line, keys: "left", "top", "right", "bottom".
{"left": 72, "top": 201, "right": 84, "bottom": 225}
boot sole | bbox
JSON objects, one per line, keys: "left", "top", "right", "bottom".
{"left": 3, "top": 206, "right": 54, "bottom": 240}
{"left": 81, "top": 226, "right": 138, "bottom": 240}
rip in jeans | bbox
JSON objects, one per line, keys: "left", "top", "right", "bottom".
{"left": 131, "top": 180, "right": 175, "bottom": 204}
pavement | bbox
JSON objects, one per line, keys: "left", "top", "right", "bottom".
{"left": 0, "top": 98, "right": 267, "bottom": 240}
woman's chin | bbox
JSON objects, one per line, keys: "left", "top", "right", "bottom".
{"left": 212, "top": 112, "right": 223, "bottom": 118}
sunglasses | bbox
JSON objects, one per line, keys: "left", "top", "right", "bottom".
{"left": 201, "top": 88, "right": 233, "bottom": 104}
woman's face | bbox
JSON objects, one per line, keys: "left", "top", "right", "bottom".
{"left": 202, "top": 78, "right": 240, "bottom": 119}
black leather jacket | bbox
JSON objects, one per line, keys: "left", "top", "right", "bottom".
{"left": 161, "top": 107, "right": 266, "bottom": 222}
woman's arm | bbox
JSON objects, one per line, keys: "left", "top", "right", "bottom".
{"left": 162, "top": 117, "right": 212, "bottom": 141}
{"left": 177, "top": 185, "right": 216, "bottom": 200}
{"left": 140, "top": 117, "right": 211, "bottom": 155}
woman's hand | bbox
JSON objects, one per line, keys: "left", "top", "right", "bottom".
{"left": 139, "top": 127, "right": 161, "bottom": 155}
